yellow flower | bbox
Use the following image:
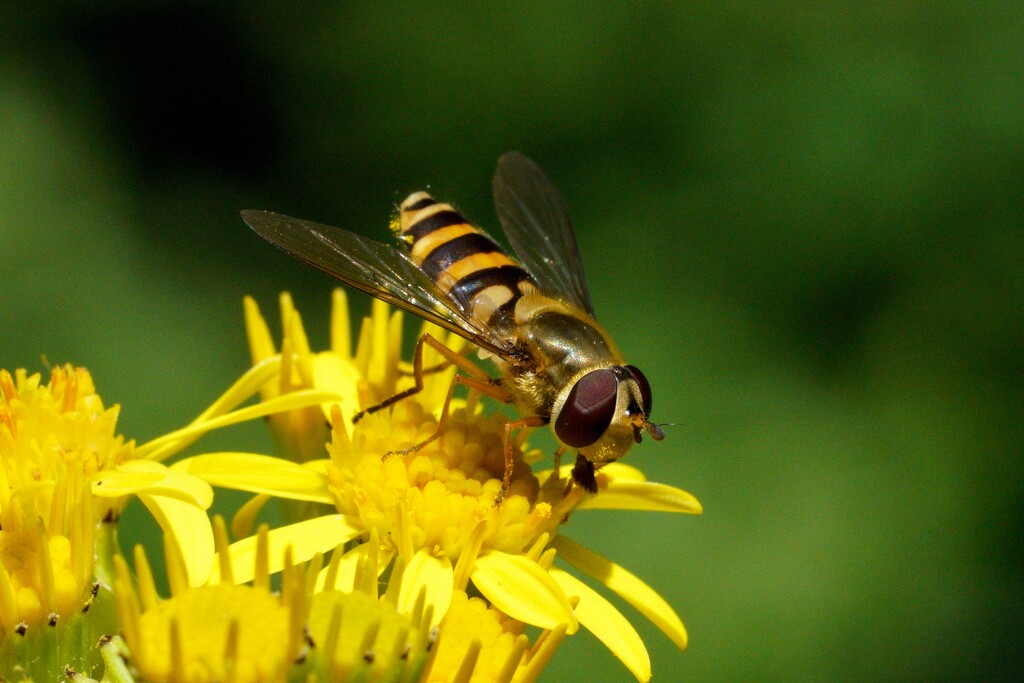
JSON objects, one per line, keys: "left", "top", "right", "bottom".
{"left": 0, "top": 366, "right": 113, "bottom": 633}
{"left": 113, "top": 521, "right": 301, "bottom": 683}
{"left": 309, "top": 524, "right": 563, "bottom": 683}
{"left": 424, "top": 590, "right": 566, "bottom": 683}
{"left": 177, "top": 293, "right": 702, "bottom": 682}
{"left": 0, "top": 365, "right": 213, "bottom": 679}
{"left": 112, "top": 521, "right": 436, "bottom": 683}
{"left": 0, "top": 360, "right": 339, "bottom": 680}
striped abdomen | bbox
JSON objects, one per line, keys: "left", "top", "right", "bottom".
{"left": 396, "top": 192, "right": 536, "bottom": 335}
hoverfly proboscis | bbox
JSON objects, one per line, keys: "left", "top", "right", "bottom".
{"left": 242, "top": 152, "right": 664, "bottom": 503}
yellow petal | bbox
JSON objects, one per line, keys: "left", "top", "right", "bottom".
{"left": 329, "top": 288, "right": 352, "bottom": 358}
{"left": 315, "top": 543, "right": 394, "bottom": 592}
{"left": 399, "top": 550, "right": 454, "bottom": 627}
{"left": 244, "top": 295, "right": 276, "bottom": 364}
{"left": 312, "top": 352, "right": 362, "bottom": 423}
{"left": 552, "top": 536, "right": 687, "bottom": 649}
{"left": 550, "top": 567, "right": 651, "bottom": 683}
{"left": 134, "top": 356, "right": 283, "bottom": 460}
{"left": 302, "top": 459, "right": 330, "bottom": 475}
{"left": 536, "top": 461, "right": 648, "bottom": 486}
{"left": 137, "top": 493, "right": 215, "bottom": 587}
{"left": 596, "top": 462, "right": 649, "bottom": 482}
{"left": 577, "top": 481, "right": 703, "bottom": 514}
{"left": 137, "top": 389, "right": 344, "bottom": 462}
{"left": 92, "top": 463, "right": 213, "bottom": 508}
{"left": 210, "top": 515, "right": 362, "bottom": 585}
{"left": 232, "top": 494, "right": 271, "bottom": 539}
{"left": 470, "top": 551, "right": 577, "bottom": 632}
{"left": 171, "top": 453, "right": 333, "bottom": 503}
{"left": 316, "top": 544, "right": 360, "bottom": 592}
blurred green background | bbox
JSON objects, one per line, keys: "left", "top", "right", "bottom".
{"left": 3, "top": 3, "right": 1022, "bottom": 681}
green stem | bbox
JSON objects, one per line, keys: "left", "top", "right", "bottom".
{"left": 98, "top": 636, "right": 137, "bottom": 683}
{"left": 94, "top": 518, "right": 120, "bottom": 592}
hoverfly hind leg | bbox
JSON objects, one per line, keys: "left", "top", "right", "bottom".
{"left": 398, "top": 358, "right": 450, "bottom": 379}
{"left": 353, "top": 333, "right": 490, "bottom": 423}
{"left": 383, "top": 371, "right": 510, "bottom": 459}
{"left": 370, "top": 333, "right": 512, "bottom": 462}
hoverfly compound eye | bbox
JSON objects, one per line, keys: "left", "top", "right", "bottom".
{"left": 625, "top": 364, "right": 653, "bottom": 415}
{"left": 555, "top": 369, "right": 618, "bottom": 448}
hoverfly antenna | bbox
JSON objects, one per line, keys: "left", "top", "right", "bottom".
{"left": 646, "top": 420, "right": 681, "bottom": 442}
{"left": 645, "top": 420, "right": 666, "bottom": 441}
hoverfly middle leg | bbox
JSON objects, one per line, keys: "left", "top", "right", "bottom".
{"left": 496, "top": 415, "right": 547, "bottom": 506}
{"left": 551, "top": 445, "right": 568, "bottom": 486}
{"left": 398, "top": 358, "right": 450, "bottom": 378}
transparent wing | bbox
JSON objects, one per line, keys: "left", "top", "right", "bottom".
{"left": 241, "top": 210, "right": 520, "bottom": 359}
{"left": 492, "top": 152, "right": 595, "bottom": 315}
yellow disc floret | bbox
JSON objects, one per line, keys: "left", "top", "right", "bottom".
{"left": 306, "top": 589, "right": 429, "bottom": 682}
{"left": 133, "top": 583, "right": 291, "bottom": 683}
{"left": 424, "top": 591, "right": 530, "bottom": 683}
{"left": 115, "top": 526, "right": 308, "bottom": 683}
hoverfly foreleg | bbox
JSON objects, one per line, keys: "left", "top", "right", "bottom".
{"left": 568, "top": 453, "right": 598, "bottom": 495}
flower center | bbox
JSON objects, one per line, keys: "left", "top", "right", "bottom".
{"left": 133, "top": 584, "right": 291, "bottom": 683}
{"left": 327, "top": 396, "right": 566, "bottom": 564}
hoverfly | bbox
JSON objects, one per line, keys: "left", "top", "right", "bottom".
{"left": 242, "top": 152, "right": 664, "bottom": 500}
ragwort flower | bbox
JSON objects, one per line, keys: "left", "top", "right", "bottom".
{"left": 111, "top": 524, "right": 304, "bottom": 683}
{"left": 0, "top": 360, "right": 339, "bottom": 681}
{"left": 177, "top": 293, "right": 701, "bottom": 682}
{"left": 111, "top": 522, "right": 426, "bottom": 683}
{"left": 108, "top": 517, "right": 553, "bottom": 683}
{"left": 0, "top": 365, "right": 212, "bottom": 679}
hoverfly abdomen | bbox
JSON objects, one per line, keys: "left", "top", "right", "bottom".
{"left": 397, "top": 192, "right": 535, "bottom": 336}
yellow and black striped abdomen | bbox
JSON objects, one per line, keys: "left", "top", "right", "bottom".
{"left": 397, "top": 192, "right": 535, "bottom": 331}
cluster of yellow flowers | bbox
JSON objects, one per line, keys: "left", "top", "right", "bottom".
{"left": 0, "top": 291, "right": 700, "bottom": 682}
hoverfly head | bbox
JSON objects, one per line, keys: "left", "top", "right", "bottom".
{"left": 622, "top": 364, "right": 663, "bottom": 444}
{"left": 553, "top": 364, "right": 660, "bottom": 463}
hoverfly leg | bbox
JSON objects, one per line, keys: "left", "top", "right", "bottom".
{"left": 383, "top": 372, "right": 506, "bottom": 459}
{"left": 496, "top": 415, "right": 547, "bottom": 507}
{"left": 561, "top": 475, "right": 579, "bottom": 500}
{"left": 398, "top": 359, "right": 449, "bottom": 378}
{"left": 374, "top": 333, "right": 512, "bottom": 459}
{"left": 551, "top": 445, "right": 568, "bottom": 486}
{"left": 568, "top": 453, "right": 598, "bottom": 494}
{"left": 354, "top": 333, "right": 490, "bottom": 423}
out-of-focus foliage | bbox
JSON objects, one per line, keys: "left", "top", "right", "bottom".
{"left": 3, "top": 3, "right": 1021, "bottom": 681}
